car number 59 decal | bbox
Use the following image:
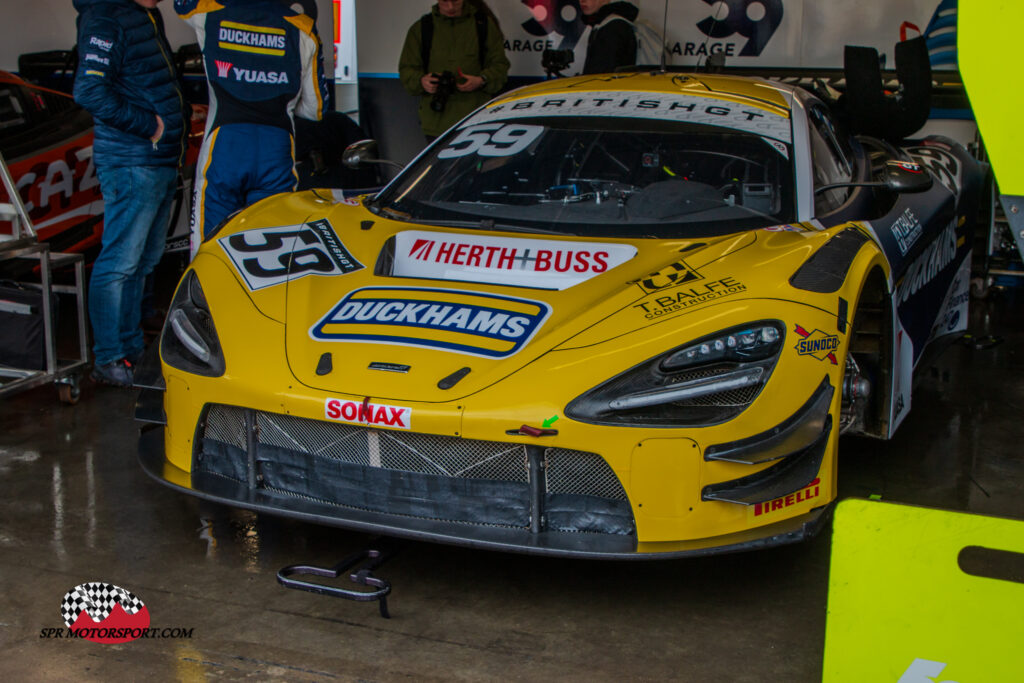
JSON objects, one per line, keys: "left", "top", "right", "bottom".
{"left": 438, "top": 123, "right": 544, "bottom": 159}
{"left": 219, "top": 219, "right": 363, "bottom": 291}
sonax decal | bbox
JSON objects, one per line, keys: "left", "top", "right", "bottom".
{"left": 310, "top": 287, "right": 551, "bottom": 358}
{"left": 219, "top": 219, "right": 362, "bottom": 290}
{"left": 393, "top": 231, "right": 636, "bottom": 290}
{"left": 325, "top": 398, "right": 411, "bottom": 430}
{"left": 794, "top": 325, "right": 838, "bottom": 364}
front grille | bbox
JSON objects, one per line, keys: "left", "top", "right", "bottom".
{"left": 195, "top": 405, "right": 634, "bottom": 536}
{"left": 664, "top": 366, "right": 761, "bottom": 408}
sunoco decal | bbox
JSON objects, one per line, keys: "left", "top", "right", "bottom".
{"left": 219, "top": 220, "right": 362, "bottom": 291}
{"left": 794, "top": 325, "right": 839, "bottom": 364}
{"left": 310, "top": 287, "right": 551, "bottom": 358}
{"left": 632, "top": 276, "right": 746, "bottom": 320}
{"left": 460, "top": 92, "right": 791, "bottom": 143}
{"left": 325, "top": 398, "right": 411, "bottom": 430}
{"left": 749, "top": 478, "right": 821, "bottom": 519}
{"left": 394, "top": 231, "right": 635, "bottom": 290}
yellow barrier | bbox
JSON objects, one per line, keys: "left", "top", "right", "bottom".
{"left": 823, "top": 498, "right": 1024, "bottom": 681}
{"left": 959, "top": 1, "right": 1024, "bottom": 194}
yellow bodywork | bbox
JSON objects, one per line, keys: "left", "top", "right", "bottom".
{"left": 158, "top": 74, "right": 892, "bottom": 554}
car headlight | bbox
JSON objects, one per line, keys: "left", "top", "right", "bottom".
{"left": 565, "top": 321, "right": 784, "bottom": 427}
{"left": 160, "top": 270, "right": 225, "bottom": 377}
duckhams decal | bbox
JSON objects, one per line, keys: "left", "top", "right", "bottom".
{"left": 749, "top": 478, "right": 821, "bottom": 520}
{"left": 325, "top": 398, "right": 411, "bottom": 430}
{"left": 633, "top": 276, "right": 746, "bottom": 320}
{"left": 219, "top": 219, "right": 362, "bottom": 291}
{"left": 896, "top": 222, "right": 958, "bottom": 306}
{"left": 393, "top": 231, "right": 636, "bottom": 290}
{"left": 310, "top": 287, "right": 551, "bottom": 358}
{"left": 794, "top": 325, "right": 839, "bottom": 364}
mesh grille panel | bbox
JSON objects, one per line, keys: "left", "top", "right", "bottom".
{"left": 546, "top": 448, "right": 627, "bottom": 500}
{"left": 377, "top": 431, "right": 529, "bottom": 481}
{"left": 204, "top": 406, "right": 533, "bottom": 482}
{"left": 197, "top": 405, "right": 634, "bottom": 536}
{"left": 665, "top": 366, "right": 762, "bottom": 407}
{"left": 673, "top": 383, "right": 761, "bottom": 407}
{"left": 258, "top": 412, "right": 370, "bottom": 466}
{"left": 204, "top": 405, "right": 246, "bottom": 449}
{"left": 202, "top": 406, "right": 624, "bottom": 496}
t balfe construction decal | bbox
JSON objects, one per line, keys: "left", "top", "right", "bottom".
{"left": 749, "top": 478, "right": 821, "bottom": 520}
{"left": 392, "top": 231, "right": 637, "bottom": 290}
{"left": 325, "top": 398, "right": 412, "bottom": 430}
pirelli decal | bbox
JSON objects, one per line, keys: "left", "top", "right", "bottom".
{"left": 310, "top": 287, "right": 551, "bottom": 358}
{"left": 748, "top": 478, "right": 821, "bottom": 520}
{"left": 218, "top": 21, "right": 287, "bottom": 56}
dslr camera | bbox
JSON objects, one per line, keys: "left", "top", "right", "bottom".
{"left": 542, "top": 49, "right": 574, "bottom": 78}
{"left": 429, "top": 71, "right": 458, "bottom": 112}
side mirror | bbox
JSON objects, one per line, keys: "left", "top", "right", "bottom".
{"left": 342, "top": 139, "right": 380, "bottom": 169}
{"left": 884, "top": 160, "right": 933, "bottom": 193}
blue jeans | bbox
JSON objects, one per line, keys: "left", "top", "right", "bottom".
{"left": 90, "top": 165, "right": 177, "bottom": 366}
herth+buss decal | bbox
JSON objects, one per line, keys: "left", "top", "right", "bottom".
{"left": 40, "top": 582, "right": 194, "bottom": 643}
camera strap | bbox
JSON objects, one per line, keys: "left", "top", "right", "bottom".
{"left": 420, "top": 11, "right": 488, "bottom": 73}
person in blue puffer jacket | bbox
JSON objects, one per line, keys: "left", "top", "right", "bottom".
{"left": 175, "top": 0, "right": 328, "bottom": 254}
{"left": 73, "top": 0, "right": 188, "bottom": 387}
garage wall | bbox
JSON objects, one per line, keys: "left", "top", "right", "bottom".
{"left": 2, "top": 1, "right": 956, "bottom": 167}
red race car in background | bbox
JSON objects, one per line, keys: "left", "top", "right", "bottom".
{"left": 0, "top": 70, "right": 204, "bottom": 259}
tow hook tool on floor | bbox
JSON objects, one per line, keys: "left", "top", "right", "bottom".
{"left": 277, "top": 539, "right": 402, "bottom": 618}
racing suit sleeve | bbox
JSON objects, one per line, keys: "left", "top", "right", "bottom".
{"left": 288, "top": 14, "right": 327, "bottom": 122}
{"left": 398, "top": 22, "right": 427, "bottom": 96}
{"left": 73, "top": 15, "right": 160, "bottom": 140}
{"left": 479, "top": 17, "right": 510, "bottom": 96}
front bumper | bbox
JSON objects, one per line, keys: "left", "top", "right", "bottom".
{"left": 139, "top": 424, "right": 831, "bottom": 560}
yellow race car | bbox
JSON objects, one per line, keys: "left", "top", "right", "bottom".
{"left": 138, "top": 72, "right": 983, "bottom": 558}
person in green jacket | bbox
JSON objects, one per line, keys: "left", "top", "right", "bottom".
{"left": 398, "top": 0, "right": 510, "bottom": 141}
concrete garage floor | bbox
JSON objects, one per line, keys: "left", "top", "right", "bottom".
{"left": 1, "top": 292, "right": 1022, "bottom": 681}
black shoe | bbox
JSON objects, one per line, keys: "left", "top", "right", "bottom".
{"left": 91, "top": 359, "right": 134, "bottom": 388}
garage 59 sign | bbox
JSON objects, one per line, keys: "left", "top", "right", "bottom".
{"left": 361, "top": 0, "right": 950, "bottom": 76}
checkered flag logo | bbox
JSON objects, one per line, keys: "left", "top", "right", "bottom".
{"left": 60, "top": 582, "right": 146, "bottom": 628}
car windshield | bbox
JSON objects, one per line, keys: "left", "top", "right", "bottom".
{"left": 374, "top": 114, "right": 796, "bottom": 238}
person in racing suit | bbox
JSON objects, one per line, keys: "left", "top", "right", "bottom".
{"left": 73, "top": 0, "right": 188, "bottom": 387}
{"left": 174, "top": 0, "right": 329, "bottom": 255}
